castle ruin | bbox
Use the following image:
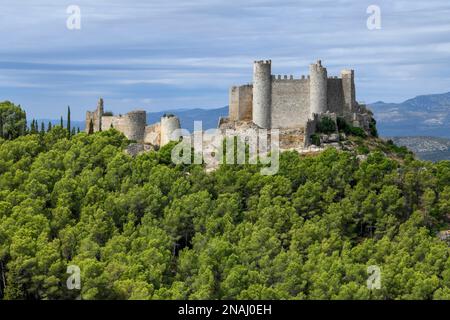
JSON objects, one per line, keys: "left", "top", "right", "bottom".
{"left": 85, "top": 59, "right": 374, "bottom": 155}
{"left": 86, "top": 98, "right": 181, "bottom": 147}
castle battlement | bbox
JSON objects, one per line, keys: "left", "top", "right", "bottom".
{"left": 228, "top": 59, "right": 358, "bottom": 130}
{"left": 254, "top": 60, "right": 272, "bottom": 65}
{"left": 224, "top": 59, "right": 372, "bottom": 148}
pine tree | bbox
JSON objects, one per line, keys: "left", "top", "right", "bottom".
{"left": 30, "top": 119, "right": 36, "bottom": 134}
{"left": 88, "top": 119, "right": 94, "bottom": 134}
{"left": 60, "top": 116, "right": 63, "bottom": 128}
{"left": 77, "top": 127, "right": 80, "bottom": 134}
{"left": 67, "top": 106, "right": 71, "bottom": 138}
{"left": 40, "top": 122, "right": 45, "bottom": 134}
{"left": 47, "top": 122, "right": 52, "bottom": 132}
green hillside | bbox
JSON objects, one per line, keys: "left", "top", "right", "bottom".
{"left": 0, "top": 124, "right": 449, "bottom": 300}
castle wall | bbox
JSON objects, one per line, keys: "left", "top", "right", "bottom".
{"left": 144, "top": 122, "right": 161, "bottom": 145}
{"left": 327, "top": 78, "right": 345, "bottom": 115}
{"left": 229, "top": 85, "right": 253, "bottom": 121}
{"left": 85, "top": 111, "right": 96, "bottom": 132}
{"left": 271, "top": 78, "right": 310, "bottom": 129}
{"left": 101, "top": 110, "right": 146, "bottom": 142}
{"left": 100, "top": 116, "right": 115, "bottom": 131}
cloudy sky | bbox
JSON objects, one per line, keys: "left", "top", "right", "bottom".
{"left": 1, "top": 0, "right": 450, "bottom": 120}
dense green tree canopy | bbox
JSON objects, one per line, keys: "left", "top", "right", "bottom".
{"left": 0, "top": 101, "right": 27, "bottom": 140}
{"left": 0, "top": 126, "right": 449, "bottom": 300}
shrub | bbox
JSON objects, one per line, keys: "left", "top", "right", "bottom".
{"left": 369, "top": 118, "right": 378, "bottom": 137}
{"left": 316, "top": 117, "right": 336, "bottom": 134}
{"left": 310, "top": 134, "right": 321, "bottom": 146}
{"left": 357, "top": 145, "right": 370, "bottom": 155}
{"left": 348, "top": 126, "right": 367, "bottom": 138}
{"left": 337, "top": 117, "right": 349, "bottom": 132}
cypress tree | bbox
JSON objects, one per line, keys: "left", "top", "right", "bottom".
{"left": 77, "top": 127, "right": 80, "bottom": 134}
{"left": 67, "top": 106, "right": 71, "bottom": 138}
{"left": 88, "top": 119, "right": 94, "bottom": 134}
{"left": 40, "top": 122, "right": 45, "bottom": 134}
{"left": 47, "top": 122, "right": 52, "bottom": 132}
{"left": 71, "top": 127, "right": 76, "bottom": 136}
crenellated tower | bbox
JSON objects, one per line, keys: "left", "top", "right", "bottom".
{"left": 309, "top": 60, "right": 328, "bottom": 118}
{"left": 252, "top": 60, "right": 272, "bottom": 128}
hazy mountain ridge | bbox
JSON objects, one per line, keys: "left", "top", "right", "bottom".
{"left": 369, "top": 92, "right": 450, "bottom": 138}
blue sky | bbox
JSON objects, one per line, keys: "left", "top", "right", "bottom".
{"left": 1, "top": 0, "right": 450, "bottom": 120}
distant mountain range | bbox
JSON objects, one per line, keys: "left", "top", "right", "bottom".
{"left": 368, "top": 92, "right": 450, "bottom": 138}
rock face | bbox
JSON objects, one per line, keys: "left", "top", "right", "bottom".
{"left": 124, "top": 143, "right": 155, "bottom": 157}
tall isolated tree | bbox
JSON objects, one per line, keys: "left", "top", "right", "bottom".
{"left": 88, "top": 119, "right": 94, "bottom": 134}
{"left": 67, "top": 106, "right": 71, "bottom": 138}
{"left": 60, "top": 116, "right": 63, "bottom": 128}
{"left": 30, "top": 119, "right": 37, "bottom": 134}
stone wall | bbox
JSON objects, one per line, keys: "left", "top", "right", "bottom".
{"left": 271, "top": 78, "right": 310, "bottom": 129}
{"left": 144, "top": 122, "right": 161, "bottom": 145}
{"left": 327, "top": 78, "right": 345, "bottom": 115}
{"left": 100, "top": 110, "right": 146, "bottom": 142}
{"left": 341, "top": 69, "right": 356, "bottom": 113}
{"left": 229, "top": 85, "right": 253, "bottom": 121}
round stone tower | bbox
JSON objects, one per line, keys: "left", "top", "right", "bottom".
{"left": 160, "top": 114, "right": 181, "bottom": 146}
{"left": 309, "top": 60, "right": 328, "bottom": 118}
{"left": 252, "top": 60, "right": 272, "bottom": 128}
{"left": 125, "top": 110, "right": 146, "bottom": 142}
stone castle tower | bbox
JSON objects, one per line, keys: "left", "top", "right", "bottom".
{"left": 221, "top": 59, "right": 372, "bottom": 148}
{"left": 227, "top": 60, "right": 360, "bottom": 129}
{"left": 85, "top": 99, "right": 181, "bottom": 147}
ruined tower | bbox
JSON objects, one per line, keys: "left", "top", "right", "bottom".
{"left": 85, "top": 98, "right": 104, "bottom": 133}
{"left": 125, "top": 110, "right": 146, "bottom": 142}
{"left": 341, "top": 69, "right": 356, "bottom": 113}
{"left": 252, "top": 60, "right": 272, "bottom": 128}
{"left": 96, "top": 98, "right": 104, "bottom": 131}
{"left": 160, "top": 114, "right": 181, "bottom": 146}
{"left": 309, "top": 60, "right": 328, "bottom": 118}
